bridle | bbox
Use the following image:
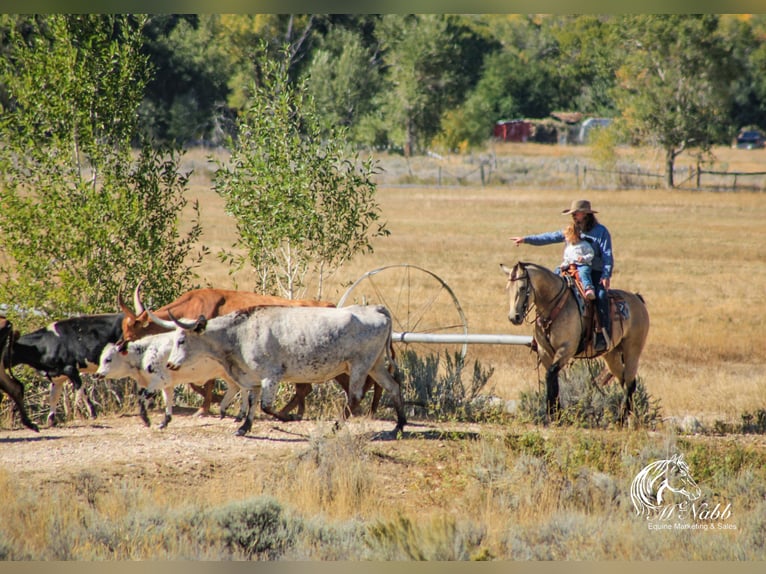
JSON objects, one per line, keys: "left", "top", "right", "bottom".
{"left": 509, "top": 262, "right": 570, "bottom": 331}
{"left": 508, "top": 263, "right": 534, "bottom": 324}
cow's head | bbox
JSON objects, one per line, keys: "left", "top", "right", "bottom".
{"left": 149, "top": 310, "right": 207, "bottom": 371}
{"left": 117, "top": 281, "right": 152, "bottom": 347}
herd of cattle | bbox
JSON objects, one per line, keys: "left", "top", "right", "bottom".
{"left": 0, "top": 285, "right": 405, "bottom": 436}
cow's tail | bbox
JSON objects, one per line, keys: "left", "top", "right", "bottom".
{"left": 377, "top": 305, "right": 402, "bottom": 383}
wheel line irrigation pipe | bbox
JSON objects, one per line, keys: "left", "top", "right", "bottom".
{"left": 392, "top": 332, "right": 533, "bottom": 346}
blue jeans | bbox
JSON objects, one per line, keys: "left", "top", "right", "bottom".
{"left": 591, "top": 269, "right": 611, "bottom": 337}
{"left": 576, "top": 264, "right": 594, "bottom": 291}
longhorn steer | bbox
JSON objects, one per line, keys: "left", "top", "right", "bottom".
{"left": 0, "top": 317, "right": 39, "bottom": 432}
{"left": 96, "top": 337, "right": 246, "bottom": 428}
{"left": 4, "top": 313, "right": 124, "bottom": 426}
{"left": 154, "top": 305, "right": 406, "bottom": 437}
{"left": 119, "top": 283, "right": 381, "bottom": 419}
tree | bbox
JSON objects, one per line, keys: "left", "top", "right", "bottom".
{"left": 139, "top": 14, "right": 234, "bottom": 145}
{"left": 302, "top": 25, "right": 381, "bottom": 138}
{"left": 374, "top": 14, "right": 474, "bottom": 155}
{"left": 0, "top": 14, "right": 204, "bottom": 324}
{"left": 612, "top": 15, "right": 739, "bottom": 188}
{"left": 212, "top": 45, "right": 388, "bottom": 300}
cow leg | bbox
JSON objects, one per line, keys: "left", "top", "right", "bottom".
{"left": 0, "top": 374, "right": 39, "bottom": 432}
{"left": 137, "top": 388, "right": 152, "bottom": 427}
{"left": 235, "top": 385, "right": 261, "bottom": 437}
{"left": 65, "top": 370, "right": 97, "bottom": 420}
{"left": 259, "top": 378, "right": 293, "bottom": 422}
{"left": 275, "top": 383, "right": 313, "bottom": 421}
{"left": 47, "top": 378, "right": 65, "bottom": 427}
{"left": 367, "top": 377, "right": 382, "bottom": 415}
{"left": 336, "top": 373, "right": 379, "bottom": 417}
{"left": 367, "top": 360, "right": 406, "bottom": 434}
{"left": 158, "top": 385, "right": 173, "bottom": 429}
{"left": 218, "top": 380, "right": 240, "bottom": 419}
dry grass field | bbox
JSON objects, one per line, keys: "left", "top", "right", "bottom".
{"left": 2, "top": 142, "right": 765, "bottom": 561}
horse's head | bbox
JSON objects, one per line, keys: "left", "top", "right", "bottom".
{"left": 631, "top": 454, "right": 702, "bottom": 517}
{"left": 500, "top": 262, "right": 531, "bottom": 325}
{"left": 658, "top": 454, "right": 702, "bottom": 505}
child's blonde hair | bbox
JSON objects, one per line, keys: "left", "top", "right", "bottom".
{"left": 564, "top": 223, "right": 581, "bottom": 244}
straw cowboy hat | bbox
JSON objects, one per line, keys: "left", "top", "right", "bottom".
{"left": 561, "top": 199, "right": 598, "bottom": 215}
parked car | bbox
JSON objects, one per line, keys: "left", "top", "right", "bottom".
{"left": 734, "top": 130, "right": 766, "bottom": 149}
{"left": 577, "top": 118, "right": 612, "bottom": 144}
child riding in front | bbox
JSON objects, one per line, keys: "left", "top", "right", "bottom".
{"left": 561, "top": 223, "right": 596, "bottom": 301}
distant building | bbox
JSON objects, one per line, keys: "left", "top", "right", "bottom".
{"left": 494, "top": 120, "right": 532, "bottom": 142}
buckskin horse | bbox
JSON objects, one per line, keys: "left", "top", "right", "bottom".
{"left": 500, "top": 261, "right": 650, "bottom": 425}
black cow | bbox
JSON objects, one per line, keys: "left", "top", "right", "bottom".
{"left": 5, "top": 313, "right": 124, "bottom": 427}
{"left": 0, "top": 317, "right": 39, "bottom": 432}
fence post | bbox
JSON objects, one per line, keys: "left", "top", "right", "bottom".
{"left": 480, "top": 163, "right": 485, "bottom": 186}
{"left": 438, "top": 167, "right": 441, "bottom": 186}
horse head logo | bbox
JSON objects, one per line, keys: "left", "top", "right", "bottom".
{"left": 630, "top": 454, "right": 702, "bottom": 518}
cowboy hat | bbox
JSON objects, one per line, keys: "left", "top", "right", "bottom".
{"left": 561, "top": 199, "right": 598, "bottom": 215}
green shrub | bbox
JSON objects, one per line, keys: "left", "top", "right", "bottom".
{"left": 212, "top": 497, "right": 301, "bottom": 560}
{"left": 396, "top": 350, "right": 495, "bottom": 422}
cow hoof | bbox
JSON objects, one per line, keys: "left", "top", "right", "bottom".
{"left": 47, "top": 414, "right": 57, "bottom": 427}
{"left": 194, "top": 408, "right": 209, "bottom": 418}
{"left": 25, "top": 421, "right": 40, "bottom": 433}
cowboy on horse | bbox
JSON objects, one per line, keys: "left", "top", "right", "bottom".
{"left": 511, "top": 199, "right": 613, "bottom": 352}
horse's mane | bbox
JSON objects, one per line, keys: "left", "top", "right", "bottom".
{"left": 517, "top": 261, "right": 566, "bottom": 285}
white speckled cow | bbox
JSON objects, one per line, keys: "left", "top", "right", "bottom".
{"left": 95, "top": 335, "right": 245, "bottom": 429}
{"left": 151, "top": 304, "right": 406, "bottom": 437}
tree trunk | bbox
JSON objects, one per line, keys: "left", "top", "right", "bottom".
{"left": 665, "top": 147, "right": 675, "bottom": 189}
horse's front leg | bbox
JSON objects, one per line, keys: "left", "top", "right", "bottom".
{"left": 542, "top": 342, "right": 576, "bottom": 421}
{"left": 545, "top": 363, "right": 561, "bottom": 417}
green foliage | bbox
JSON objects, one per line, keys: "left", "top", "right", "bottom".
{"left": 0, "top": 15, "right": 204, "bottom": 323}
{"left": 212, "top": 44, "right": 388, "bottom": 299}
{"left": 612, "top": 15, "right": 740, "bottom": 187}
{"left": 398, "top": 349, "right": 496, "bottom": 422}
{"left": 373, "top": 15, "right": 483, "bottom": 155}
{"left": 303, "top": 26, "right": 380, "bottom": 135}
{"left": 517, "top": 359, "right": 662, "bottom": 429}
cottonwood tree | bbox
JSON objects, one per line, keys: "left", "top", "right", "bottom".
{"left": 0, "top": 14, "right": 204, "bottom": 323}
{"left": 612, "top": 15, "right": 739, "bottom": 188}
{"left": 212, "top": 45, "right": 388, "bottom": 300}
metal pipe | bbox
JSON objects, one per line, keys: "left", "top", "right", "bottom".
{"left": 392, "top": 332, "right": 533, "bottom": 346}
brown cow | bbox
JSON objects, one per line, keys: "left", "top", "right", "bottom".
{"left": 118, "top": 283, "right": 381, "bottom": 420}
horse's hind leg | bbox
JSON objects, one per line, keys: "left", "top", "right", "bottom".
{"left": 603, "top": 349, "right": 638, "bottom": 426}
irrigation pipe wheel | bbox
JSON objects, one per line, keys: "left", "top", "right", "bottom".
{"left": 338, "top": 264, "right": 469, "bottom": 359}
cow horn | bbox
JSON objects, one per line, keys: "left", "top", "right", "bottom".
{"left": 169, "top": 309, "right": 207, "bottom": 332}
{"left": 134, "top": 279, "right": 146, "bottom": 315}
{"left": 117, "top": 289, "right": 136, "bottom": 318}
{"left": 146, "top": 309, "right": 179, "bottom": 331}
